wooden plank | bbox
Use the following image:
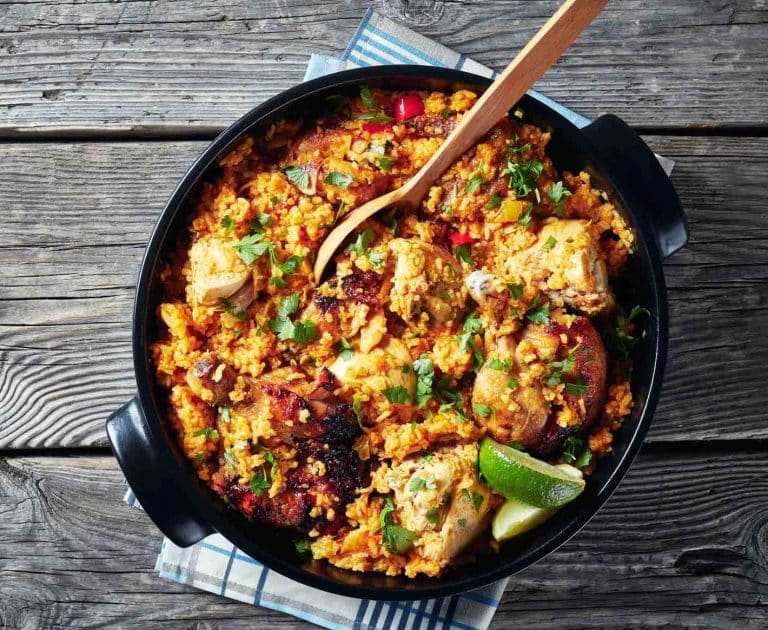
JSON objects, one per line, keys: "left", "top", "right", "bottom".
{"left": 1, "top": 135, "right": 766, "bottom": 448}
{"left": 1, "top": 450, "right": 767, "bottom": 628}
{"left": 0, "top": 0, "right": 766, "bottom": 135}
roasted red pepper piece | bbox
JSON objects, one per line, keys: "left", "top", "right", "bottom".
{"left": 394, "top": 94, "right": 425, "bottom": 122}
{"left": 362, "top": 121, "right": 394, "bottom": 134}
{"left": 449, "top": 231, "right": 477, "bottom": 246}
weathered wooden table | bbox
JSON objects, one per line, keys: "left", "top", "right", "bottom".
{"left": 1, "top": 1, "right": 767, "bottom": 628}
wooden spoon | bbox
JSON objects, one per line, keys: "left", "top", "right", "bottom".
{"left": 313, "top": 0, "right": 609, "bottom": 282}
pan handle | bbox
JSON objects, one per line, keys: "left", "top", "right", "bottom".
{"left": 582, "top": 114, "right": 688, "bottom": 259}
{"left": 106, "top": 397, "right": 214, "bottom": 546}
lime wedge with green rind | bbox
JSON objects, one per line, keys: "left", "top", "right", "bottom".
{"left": 479, "top": 437, "right": 585, "bottom": 509}
{"left": 491, "top": 464, "right": 583, "bottom": 541}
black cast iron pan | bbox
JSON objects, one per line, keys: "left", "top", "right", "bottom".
{"left": 107, "top": 65, "right": 687, "bottom": 600}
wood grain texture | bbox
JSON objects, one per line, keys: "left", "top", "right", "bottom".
{"left": 0, "top": 0, "right": 766, "bottom": 136}
{"left": 1, "top": 450, "right": 767, "bottom": 628}
{"left": 1, "top": 135, "right": 767, "bottom": 448}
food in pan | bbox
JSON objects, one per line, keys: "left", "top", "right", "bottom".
{"left": 151, "top": 86, "right": 643, "bottom": 578}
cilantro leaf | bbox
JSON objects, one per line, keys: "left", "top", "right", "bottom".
{"left": 439, "top": 107, "right": 451, "bottom": 119}
{"left": 426, "top": 507, "right": 441, "bottom": 525}
{"left": 378, "top": 157, "right": 393, "bottom": 171}
{"left": 360, "top": 84, "right": 377, "bottom": 110}
{"left": 347, "top": 228, "right": 376, "bottom": 256}
{"left": 502, "top": 157, "right": 544, "bottom": 198}
{"left": 324, "top": 172, "right": 355, "bottom": 188}
{"left": 507, "top": 283, "right": 524, "bottom": 299}
{"left": 267, "top": 294, "right": 318, "bottom": 344}
{"left": 381, "top": 386, "right": 411, "bottom": 405}
{"left": 453, "top": 244, "right": 473, "bottom": 265}
{"left": 473, "top": 403, "right": 493, "bottom": 418}
{"left": 232, "top": 233, "right": 276, "bottom": 266}
{"left": 283, "top": 165, "right": 310, "bottom": 190}
{"left": 609, "top": 305, "right": 650, "bottom": 359}
{"left": 465, "top": 172, "right": 485, "bottom": 194}
{"left": 547, "top": 180, "right": 572, "bottom": 204}
{"left": 294, "top": 539, "right": 312, "bottom": 557}
{"left": 413, "top": 354, "right": 435, "bottom": 407}
{"left": 248, "top": 469, "right": 271, "bottom": 496}
{"left": 542, "top": 235, "right": 557, "bottom": 250}
{"left": 192, "top": 427, "right": 219, "bottom": 440}
{"left": 409, "top": 477, "right": 427, "bottom": 493}
{"left": 382, "top": 524, "right": 417, "bottom": 554}
{"left": 220, "top": 215, "right": 234, "bottom": 232}
{"left": 565, "top": 378, "right": 589, "bottom": 396}
{"left": 562, "top": 435, "right": 592, "bottom": 468}
{"left": 525, "top": 294, "right": 550, "bottom": 324}
{"left": 517, "top": 203, "right": 534, "bottom": 228}
{"left": 218, "top": 298, "right": 247, "bottom": 321}
{"left": 485, "top": 193, "right": 503, "bottom": 209}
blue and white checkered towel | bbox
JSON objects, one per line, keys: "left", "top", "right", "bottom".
{"left": 125, "top": 9, "right": 673, "bottom": 629}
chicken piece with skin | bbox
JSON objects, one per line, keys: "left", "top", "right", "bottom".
{"left": 472, "top": 335, "right": 550, "bottom": 451}
{"left": 519, "top": 315, "right": 608, "bottom": 430}
{"left": 388, "top": 239, "right": 467, "bottom": 328}
{"left": 187, "top": 234, "right": 264, "bottom": 306}
{"left": 376, "top": 444, "right": 494, "bottom": 569}
{"left": 512, "top": 219, "right": 614, "bottom": 315}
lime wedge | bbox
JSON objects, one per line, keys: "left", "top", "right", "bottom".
{"left": 479, "top": 437, "right": 586, "bottom": 508}
{"left": 491, "top": 465, "right": 583, "bottom": 541}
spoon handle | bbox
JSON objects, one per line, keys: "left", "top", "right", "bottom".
{"left": 402, "top": 0, "right": 609, "bottom": 202}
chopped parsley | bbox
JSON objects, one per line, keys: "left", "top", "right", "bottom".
{"left": 218, "top": 298, "right": 247, "bottom": 321}
{"left": 524, "top": 294, "right": 550, "bottom": 324}
{"left": 378, "top": 157, "right": 394, "bottom": 171}
{"left": 379, "top": 496, "right": 416, "bottom": 554}
{"left": 545, "top": 349, "right": 577, "bottom": 386}
{"left": 248, "top": 469, "right": 271, "bottom": 496}
{"left": 413, "top": 354, "right": 435, "bottom": 407}
{"left": 542, "top": 235, "right": 557, "bottom": 250}
{"left": 517, "top": 203, "right": 534, "bottom": 228}
{"left": 439, "top": 106, "right": 452, "bottom": 119}
{"left": 456, "top": 312, "right": 484, "bottom": 368}
{"left": 368, "top": 250, "right": 385, "bottom": 270}
{"left": 220, "top": 215, "right": 235, "bottom": 232}
{"left": 409, "top": 474, "right": 436, "bottom": 493}
{"left": 485, "top": 193, "right": 503, "bottom": 209}
{"left": 508, "top": 142, "right": 532, "bottom": 156}
{"left": 347, "top": 228, "right": 376, "bottom": 256}
{"left": 507, "top": 282, "right": 524, "bottom": 299}
{"left": 441, "top": 204, "right": 453, "bottom": 216}
{"left": 283, "top": 165, "right": 310, "bottom": 190}
{"left": 609, "top": 305, "right": 650, "bottom": 359}
{"left": 548, "top": 180, "right": 572, "bottom": 216}
{"left": 232, "top": 233, "right": 276, "bottom": 266}
{"left": 473, "top": 403, "right": 493, "bottom": 418}
{"left": 337, "top": 337, "right": 354, "bottom": 360}
{"left": 324, "top": 172, "right": 354, "bottom": 188}
{"left": 465, "top": 172, "right": 485, "bottom": 194}
{"left": 426, "top": 508, "right": 441, "bottom": 525}
{"left": 458, "top": 517, "right": 467, "bottom": 528}
{"left": 294, "top": 539, "right": 312, "bottom": 557}
{"left": 194, "top": 451, "right": 206, "bottom": 463}
{"left": 192, "top": 427, "right": 219, "bottom": 440}
{"left": 356, "top": 85, "right": 393, "bottom": 123}
{"left": 421, "top": 451, "right": 434, "bottom": 463}
{"left": 502, "top": 157, "right": 544, "bottom": 198}
{"left": 565, "top": 378, "right": 589, "bottom": 396}
{"left": 381, "top": 385, "right": 411, "bottom": 405}
{"left": 453, "top": 243, "right": 474, "bottom": 265}
{"left": 507, "top": 377, "right": 519, "bottom": 390}
{"left": 562, "top": 435, "right": 592, "bottom": 468}
{"left": 486, "top": 357, "right": 511, "bottom": 372}
{"left": 267, "top": 293, "right": 319, "bottom": 344}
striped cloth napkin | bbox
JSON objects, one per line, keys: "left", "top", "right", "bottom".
{"left": 124, "top": 9, "right": 672, "bottom": 629}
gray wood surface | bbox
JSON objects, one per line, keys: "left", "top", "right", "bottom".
{"left": 2, "top": 450, "right": 767, "bottom": 629}
{"left": 2, "top": 1, "right": 768, "bottom": 628}
{"left": 2, "top": 136, "right": 767, "bottom": 448}
{"left": 0, "top": 0, "right": 766, "bottom": 137}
